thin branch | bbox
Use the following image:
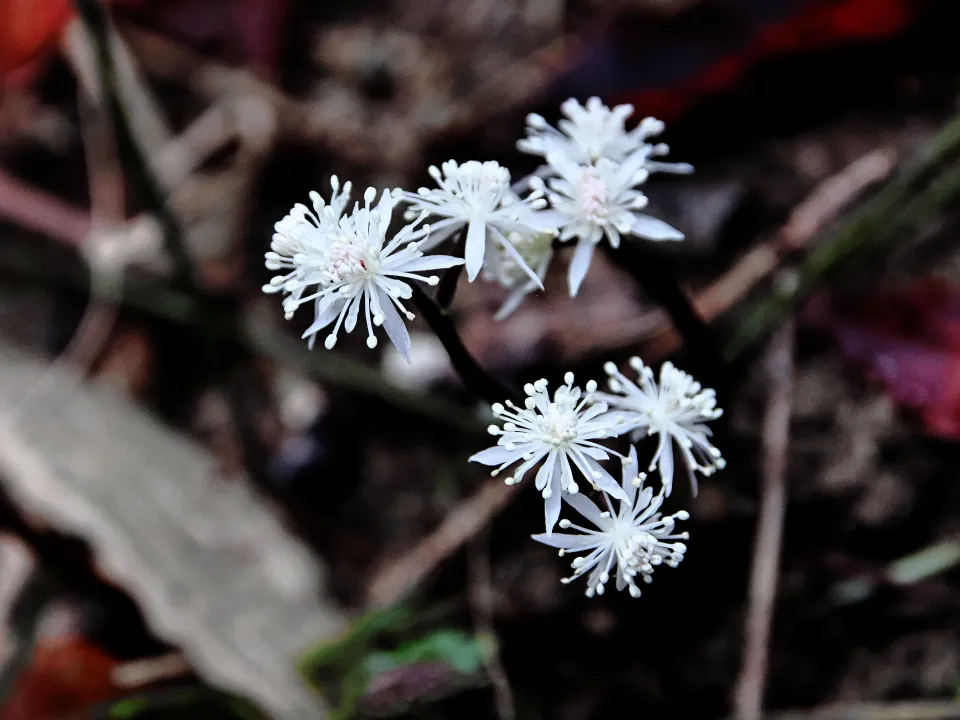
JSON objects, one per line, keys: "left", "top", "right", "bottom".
{"left": 637, "top": 148, "right": 896, "bottom": 362}
{"left": 467, "top": 533, "right": 514, "bottom": 720}
{"left": 761, "top": 699, "right": 960, "bottom": 720}
{"left": 73, "top": 0, "right": 197, "bottom": 291}
{"left": 734, "top": 320, "right": 795, "bottom": 720}
{"left": 410, "top": 285, "right": 520, "bottom": 405}
{"left": 366, "top": 478, "right": 516, "bottom": 607}
{"left": 728, "top": 110, "right": 960, "bottom": 359}
{"left": 0, "top": 170, "right": 89, "bottom": 248}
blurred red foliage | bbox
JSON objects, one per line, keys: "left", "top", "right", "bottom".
{"left": 616, "top": 0, "right": 915, "bottom": 121}
{"left": 804, "top": 279, "right": 960, "bottom": 439}
{"left": 0, "top": 635, "right": 120, "bottom": 720}
{"left": 0, "top": 0, "right": 75, "bottom": 85}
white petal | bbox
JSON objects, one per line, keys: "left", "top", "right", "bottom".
{"left": 544, "top": 486, "right": 562, "bottom": 536}
{"left": 658, "top": 441, "right": 675, "bottom": 496}
{"left": 465, "top": 218, "right": 487, "bottom": 281}
{"left": 534, "top": 451, "right": 559, "bottom": 492}
{"left": 531, "top": 532, "right": 601, "bottom": 550}
{"left": 567, "top": 239, "right": 595, "bottom": 297}
{"left": 622, "top": 446, "right": 640, "bottom": 504}
{"left": 562, "top": 491, "right": 604, "bottom": 526}
{"left": 630, "top": 214, "right": 684, "bottom": 241}
{"left": 490, "top": 227, "right": 544, "bottom": 290}
{"left": 301, "top": 296, "right": 346, "bottom": 339}
{"left": 579, "top": 446, "right": 609, "bottom": 461}
{"left": 582, "top": 455, "right": 627, "bottom": 501}
{"left": 377, "top": 288, "right": 411, "bottom": 362}
{"left": 559, "top": 454, "right": 575, "bottom": 492}
{"left": 686, "top": 462, "right": 699, "bottom": 497}
{"left": 344, "top": 293, "right": 362, "bottom": 333}
{"left": 528, "top": 208, "right": 565, "bottom": 232}
{"left": 469, "top": 445, "right": 520, "bottom": 466}
{"left": 394, "top": 254, "right": 465, "bottom": 272}
{"left": 494, "top": 284, "right": 533, "bottom": 321}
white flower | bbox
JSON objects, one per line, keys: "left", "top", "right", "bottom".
{"left": 263, "top": 176, "right": 353, "bottom": 313}
{"left": 596, "top": 358, "right": 724, "bottom": 496}
{"left": 470, "top": 373, "right": 630, "bottom": 535}
{"left": 263, "top": 185, "right": 464, "bottom": 361}
{"left": 395, "top": 160, "right": 553, "bottom": 285}
{"left": 518, "top": 96, "right": 694, "bottom": 173}
{"left": 480, "top": 229, "right": 554, "bottom": 320}
{"left": 533, "top": 152, "right": 685, "bottom": 296}
{"left": 532, "top": 446, "right": 690, "bottom": 598}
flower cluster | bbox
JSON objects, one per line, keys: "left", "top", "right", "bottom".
{"left": 263, "top": 179, "right": 464, "bottom": 361}
{"left": 264, "top": 98, "right": 690, "bottom": 362}
{"left": 262, "top": 99, "right": 717, "bottom": 600}
{"left": 471, "top": 358, "right": 723, "bottom": 598}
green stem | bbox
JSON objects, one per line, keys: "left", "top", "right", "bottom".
{"left": 726, "top": 113, "right": 960, "bottom": 360}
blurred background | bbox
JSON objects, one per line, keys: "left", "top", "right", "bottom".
{"left": 0, "top": 0, "right": 959, "bottom": 718}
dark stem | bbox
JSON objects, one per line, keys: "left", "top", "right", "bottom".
{"left": 436, "top": 263, "right": 464, "bottom": 310}
{"left": 410, "top": 285, "right": 520, "bottom": 405}
{"left": 73, "top": 0, "right": 198, "bottom": 292}
{"left": 435, "top": 231, "right": 464, "bottom": 310}
{"left": 606, "top": 242, "right": 728, "bottom": 396}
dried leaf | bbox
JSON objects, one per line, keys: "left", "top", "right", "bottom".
{"left": 0, "top": 340, "right": 345, "bottom": 719}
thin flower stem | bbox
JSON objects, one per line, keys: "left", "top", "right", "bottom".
{"left": 605, "top": 242, "right": 728, "bottom": 396}
{"left": 410, "top": 285, "right": 520, "bottom": 405}
{"left": 436, "top": 262, "right": 464, "bottom": 310}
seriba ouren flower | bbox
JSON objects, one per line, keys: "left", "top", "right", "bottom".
{"left": 470, "top": 373, "right": 631, "bottom": 534}
{"left": 480, "top": 229, "right": 554, "bottom": 321}
{"left": 518, "top": 96, "right": 694, "bottom": 173}
{"left": 396, "top": 160, "right": 553, "bottom": 286}
{"left": 532, "top": 151, "right": 685, "bottom": 297}
{"left": 533, "top": 446, "right": 690, "bottom": 598}
{"left": 597, "top": 358, "right": 725, "bottom": 496}
{"left": 264, "top": 184, "right": 464, "bottom": 361}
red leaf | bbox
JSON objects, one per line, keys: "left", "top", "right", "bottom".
{"left": 0, "top": 0, "right": 75, "bottom": 85}
{"left": 803, "top": 280, "right": 960, "bottom": 440}
{"left": 0, "top": 637, "right": 120, "bottom": 720}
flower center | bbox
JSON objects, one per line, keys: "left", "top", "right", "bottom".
{"left": 322, "top": 236, "right": 377, "bottom": 284}
{"left": 537, "top": 403, "right": 579, "bottom": 448}
{"left": 575, "top": 169, "right": 609, "bottom": 223}
{"left": 455, "top": 161, "right": 509, "bottom": 214}
{"left": 610, "top": 522, "right": 655, "bottom": 566}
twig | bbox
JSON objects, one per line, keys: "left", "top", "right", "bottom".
{"left": 0, "top": 170, "right": 89, "bottom": 247}
{"left": 61, "top": 15, "right": 173, "bottom": 163}
{"left": 111, "top": 652, "right": 192, "bottom": 689}
{"left": 411, "top": 286, "right": 520, "bottom": 405}
{"left": 728, "top": 110, "right": 960, "bottom": 359}
{"left": 467, "top": 532, "right": 514, "bottom": 720}
{"left": 73, "top": 0, "right": 197, "bottom": 292}
{"left": 762, "top": 699, "right": 960, "bottom": 720}
{"left": 638, "top": 148, "right": 896, "bottom": 363}
{"left": 733, "top": 319, "right": 795, "bottom": 720}
{"left": 366, "top": 479, "right": 516, "bottom": 607}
